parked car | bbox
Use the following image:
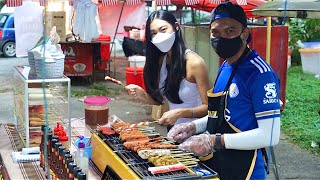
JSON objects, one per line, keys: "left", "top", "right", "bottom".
{"left": 0, "top": 13, "right": 15, "bottom": 57}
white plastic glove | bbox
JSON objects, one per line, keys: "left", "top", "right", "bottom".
{"left": 167, "top": 122, "right": 196, "bottom": 143}
{"left": 178, "top": 133, "right": 214, "bottom": 157}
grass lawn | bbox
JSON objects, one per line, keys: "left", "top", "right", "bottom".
{"left": 281, "top": 66, "right": 320, "bottom": 155}
{"left": 71, "top": 83, "right": 124, "bottom": 98}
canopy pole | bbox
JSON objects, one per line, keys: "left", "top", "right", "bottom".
{"left": 110, "top": 1, "right": 125, "bottom": 58}
{"left": 266, "top": 17, "right": 272, "bottom": 64}
{"left": 154, "top": 1, "right": 157, "bottom": 11}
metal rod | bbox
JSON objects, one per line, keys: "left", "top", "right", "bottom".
{"left": 110, "top": 1, "right": 125, "bottom": 59}
{"left": 271, "top": 147, "right": 280, "bottom": 180}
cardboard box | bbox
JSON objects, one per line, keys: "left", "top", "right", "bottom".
{"left": 151, "top": 100, "right": 169, "bottom": 120}
{"left": 45, "top": 11, "right": 66, "bottom": 26}
{"left": 45, "top": 11, "right": 66, "bottom": 41}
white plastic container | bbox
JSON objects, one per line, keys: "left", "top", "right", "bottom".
{"left": 129, "top": 55, "right": 146, "bottom": 68}
{"left": 299, "top": 49, "right": 320, "bottom": 75}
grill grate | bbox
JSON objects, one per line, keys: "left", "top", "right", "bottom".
{"left": 97, "top": 131, "right": 218, "bottom": 179}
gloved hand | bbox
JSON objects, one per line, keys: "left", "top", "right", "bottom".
{"left": 178, "top": 134, "right": 214, "bottom": 157}
{"left": 167, "top": 122, "right": 196, "bottom": 143}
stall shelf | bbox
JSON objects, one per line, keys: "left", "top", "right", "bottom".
{"left": 13, "top": 66, "right": 71, "bottom": 148}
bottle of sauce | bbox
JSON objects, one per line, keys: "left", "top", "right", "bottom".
{"left": 68, "top": 162, "right": 77, "bottom": 180}
{"left": 50, "top": 139, "right": 58, "bottom": 169}
{"left": 59, "top": 131, "right": 69, "bottom": 149}
{"left": 72, "top": 167, "right": 82, "bottom": 180}
{"left": 60, "top": 151, "right": 70, "bottom": 178}
{"left": 57, "top": 146, "right": 66, "bottom": 178}
{"left": 63, "top": 154, "right": 73, "bottom": 179}
{"left": 40, "top": 125, "right": 47, "bottom": 170}
{"left": 44, "top": 132, "right": 52, "bottom": 172}
{"left": 77, "top": 172, "right": 87, "bottom": 180}
{"left": 53, "top": 142, "right": 62, "bottom": 175}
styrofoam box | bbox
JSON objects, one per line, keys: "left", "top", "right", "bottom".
{"left": 299, "top": 49, "right": 320, "bottom": 74}
{"left": 129, "top": 55, "right": 146, "bottom": 68}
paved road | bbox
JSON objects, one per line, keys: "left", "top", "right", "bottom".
{"left": 0, "top": 57, "right": 28, "bottom": 124}
{"left": 0, "top": 56, "right": 319, "bottom": 179}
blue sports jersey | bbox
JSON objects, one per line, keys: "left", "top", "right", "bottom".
{"left": 213, "top": 50, "right": 280, "bottom": 180}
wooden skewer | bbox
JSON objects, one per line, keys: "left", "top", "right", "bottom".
{"left": 159, "top": 141, "right": 175, "bottom": 145}
{"left": 186, "top": 164, "right": 198, "bottom": 168}
{"left": 171, "top": 152, "right": 194, "bottom": 155}
{"left": 138, "top": 126, "right": 155, "bottom": 130}
{"left": 170, "top": 149, "right": 184, "bottom": 151}
{"left": 145, "top": 133, "right": 160, "bottom": 136}
{"left": 181, "top": 161, "right": 198, "bottom": 165}
{"left": 176, "top": 158, "right": 200, "bottom": 162}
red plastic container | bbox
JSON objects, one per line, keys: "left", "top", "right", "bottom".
{"left": 95, "top": 62, "right": 106, "bottom": 71}
{"left": 126, "top": 67, "right": 145, "bottom": 90}
{"left": 98, "top": 35, "right": 111, "bottom": 61}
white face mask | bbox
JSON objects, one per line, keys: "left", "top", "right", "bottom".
{"left": 151, "top": 32, "right": 176, "bottom": 53}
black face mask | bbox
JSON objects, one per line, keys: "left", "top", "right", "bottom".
{"left": 211, "top": 35, "right": 243, "bottom": 59}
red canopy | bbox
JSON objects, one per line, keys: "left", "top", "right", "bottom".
{"left": 171, "top": 0, "right": 267, "bottom": 18}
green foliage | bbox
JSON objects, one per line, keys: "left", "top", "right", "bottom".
{"left": 0, "top": 0, "right": 5, "bottom": 10}
{"left": 289, "top": 18, "right": 320, "bottom": 65}
{"left": 194, "top": 11, "right": 211, "bottom": 24}
{"left": 281, "top": 66, "right": 320, "bottom": 155}
{"left": 71, "top": 83, "right": 124, "bottom": 98}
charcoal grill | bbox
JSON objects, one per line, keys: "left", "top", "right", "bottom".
{"left": 91, "top": 130, "right": 218, "bottom": 180}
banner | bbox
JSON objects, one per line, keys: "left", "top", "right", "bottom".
{"left": 99, "top": 3, "right": 146, "bottom": 39}
{"left": 14, "top": 2, "right": 44, "bottom": 57}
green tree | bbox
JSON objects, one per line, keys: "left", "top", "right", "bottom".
{"left": 289, "top": 18, "right": 320, "bottom": 65}
{"left": 0, "top": 0, "right": 5, "bottom": 10}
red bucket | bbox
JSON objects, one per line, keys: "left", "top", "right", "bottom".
{"left": 126, "top": 67, "right": 145, "bottom": 90}
{"left": 98, "top": 34, "right": 111, "bottom": 61}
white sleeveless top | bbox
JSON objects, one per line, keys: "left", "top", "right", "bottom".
{"left": 159, "top": 50, "right": 202, "bottom": 125}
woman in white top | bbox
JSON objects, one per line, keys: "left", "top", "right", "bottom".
{"left": 125, "top": 10, "right": 210, "bottom": 129}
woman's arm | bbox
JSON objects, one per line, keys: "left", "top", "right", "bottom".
{"left": 176, "top": 52, "right": 211, "bottom": 119}
{"left": 125, "top": 84, "right": 161, "bottom": 105}
{"left": 158, "top": 52, "right": 210, "bottom": 125}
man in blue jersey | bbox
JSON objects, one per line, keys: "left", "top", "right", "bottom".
{"left": 167, "top": 2, "right": 281, "bottom": 180}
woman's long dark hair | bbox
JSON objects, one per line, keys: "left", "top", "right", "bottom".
{"left": 144, "top": 10, "right": 187, "bottom": 104}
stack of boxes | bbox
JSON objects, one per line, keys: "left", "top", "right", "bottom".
{"left": 45, "top": 11, "right": 66, "bottom": 42}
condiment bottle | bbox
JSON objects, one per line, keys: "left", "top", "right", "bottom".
{"left": 72, "top": 167, "right": 82, "bottom": 180}
{"left": 40, "top": 125, "right": 47, "bottom": 169}
{"left": 50, "top": 139, "right": 58, "bottom": 169}
{"left": 77, "top": 172, "right": 87, "bottom": 180}
{"left": 53, "top": 142, "right": 62, "bottom": 175}
{"left": 68, "top": 162, "right": 77, "bottom": 180}
{"left": 57, "top": 146, "right": 66, "bottom": 178}
{"left": 59, "top": 131, "right": 69, "bottom": 149}
{"left": 43, "top": 132, "right": 53, "bottom": 172}
{"left": 63, "top": 154, "right": 73, "bottom": 179}
{"left": 74, "top": 136, "right": 89, "bottom": 175}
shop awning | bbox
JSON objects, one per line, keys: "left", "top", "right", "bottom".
{"left": 6, "top": 0, "right": 265, "bottom": 9}
{"left": 5, "top": 0, "right": 147, "bottom": 7}
{"left": 170, "top": 0, "right": 266, "bottom": 17}
{"left": 251, "top": 0, "right": 320, "bottom": 19}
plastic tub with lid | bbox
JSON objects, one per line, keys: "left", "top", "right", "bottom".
{"left": 84, "top": 96, "right": 111, "bottom": 127}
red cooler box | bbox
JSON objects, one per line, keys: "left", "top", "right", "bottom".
{"left": 126, "top": 67, "right": 145, "bottom": 90}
